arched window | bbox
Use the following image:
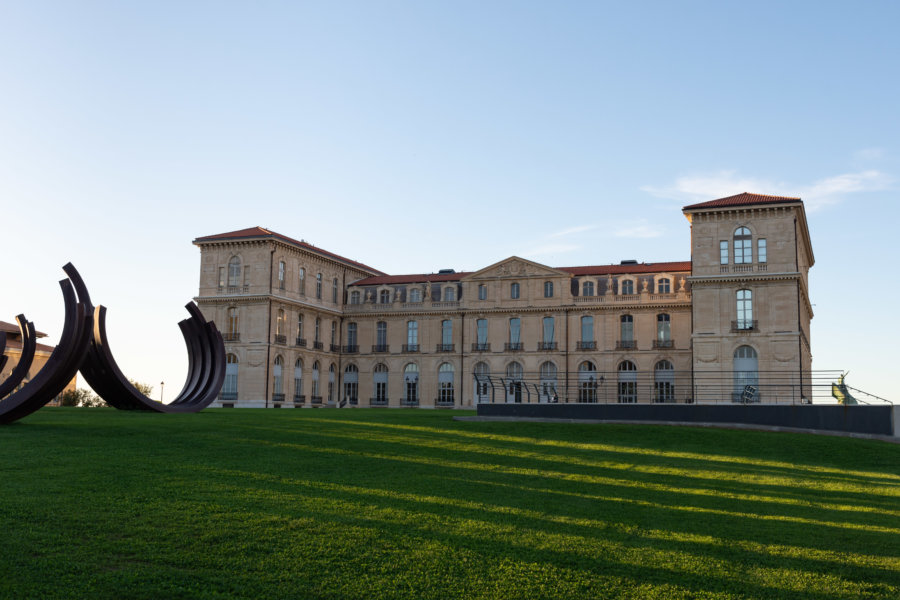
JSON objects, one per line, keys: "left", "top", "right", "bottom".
{"left": 510, "top": 282, "right": 520, "bottom": 299}
{"left": 404, "top": 363, "right": 419, "bottom": 404}
{"left": 278, "top": 261, "right": 286, "bottom": 289}
{"left": 312, "top": 361, "right": 320, "bottom": 398}
{"left": 376, "top": 321, "right": 387, "bottom": 350}
{"left": 328, "top": 364, "right": 336, "bottom": 404}
{"left": 506, "top": 362, "right": 523, "bottom": 403}
{"left": 223, "top": 353, "right": 238, "bottom": 400}
{"left": 444, "top": 286, "right": 456, "bottom": 301}
{"left": 620, "top": 314, "right": 634, "bottom": 346}
{"left": 657, "top": 278, "right": 671, "bottom": 294}
{"left": 734, "top": 227, "right": 752, "bottom": 264}
{"left": 298, "top": 268, "right": 306, "bottom": 295}
{"left": 350, "top": 291, "right": 361, "bottom": 304}
{"left": 373, "top": 364, "right": 389, "bottom": 404}
{"left": 617, "top": 360, "right": 637, "bottom": 403}
{"left": 380, "top": 289, "right": 391, "bottom": 304}
{"left": 438, "top": 363, "right": 455, "bottom": 404}
{"left": 657, "top": 314, "right": 671, "bottom": 344}
{"left": 316, "top": 273, "right": 322, "bottom": 299}
{"left": 333, "top": 278, "right": 339, "bottom": 303}
{"left": 543, "top": 281, "right": 553, "bottom": 298}
{"left": 540, "top": 362, "right": 558, "bottom": 402}
{"left": 344, "top": 364, "right": 358, "bottom": 404}
{"left": 273, "top": 355, "right": 284, "bottom": 400}
{"left": 578, "top": 361, "right": 597, "bottom": 403}
{"left": 294, "top": 358, "right": 303, "bottom": 401}
{"left": 227, "top": 307, "right": 239, "bottom": 338}
{"left": 736, "top": 289, "right": 753, "bottom": 330}
{"left": 583, "top": 281, "right": 594, "bottom": 297}
{"left": 409, "top": 287, "right": 422, "bottom": 303}
{"left": 733, "top": 346, "right": 759, "bottom": 402}
{"left": 654, "top": 360, "right": 674, "bottom": 403}
{"left": 621, "top": 279, "right": 634, "bottom": 295}
{"left": 228, "top": 256, "right": 241, "bottom": 287}
{"left": 473, "top": 362, "right": 489, "bottom": 403}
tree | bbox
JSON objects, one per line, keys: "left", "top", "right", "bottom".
{"left": 129, "top": 380, "right": 154, "bottom": 398}
{"left": 58, "top": 388, "right": 107, "bottom": 407}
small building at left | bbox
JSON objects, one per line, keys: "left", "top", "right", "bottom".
{"left": 1, "top": 320, "right": 77, "bottom": 405}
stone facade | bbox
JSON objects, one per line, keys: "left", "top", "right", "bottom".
{"left": 1, "top": 321, "right": 77, "bottom": 405}
{"left": 193, "top": 193, "right": 814, "bottom": 408}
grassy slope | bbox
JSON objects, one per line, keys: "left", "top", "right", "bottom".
{"left": 0, "top": 408, "right": 898, "bottom": 600}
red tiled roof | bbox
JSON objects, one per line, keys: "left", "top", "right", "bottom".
{"left": 559, "top": 261, "right": 692, "bottom": 276}
{"left": 0, "top": 320, "right": 47, "bottom": 338}
{"left": 193, "top": 227, "right": 384, "bottom": 275}
{"left": 4, "top": 338, "right": 55, "bottom": 353}
{"left": 350, "top": 272, "right": 474, "bottom": 286}
{"left": 683, "top": 192, "right": 801, "bottom": 211}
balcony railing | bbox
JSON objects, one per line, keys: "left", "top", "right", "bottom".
{"left": 273, "top": 393, "right": 285, "bottom": 402}
{"left": 402, "top": 344, "right": 420, "bottom": 353}
{"left": 369, "top": 397, "right": 388, "bottom": 406}
{"left": 616, "top": 340, "right": 637, "bottom": 350}
{"left": 574, "top": 291, "right": 688, "bottom": 304}
{"left": 733, "top": 265, "right": 753, "bottom": 273}
{"left": 732, "top": 320, "right": 758, "bottom": 332}
{"left": 223, "top": 332, "right": 240, "bottom": 342}
{"left": 401, "top": 398, "right": 419, "bottom": 407}
{"left": 435, "top": 398, "right": 455, "bottom": 407}
{"left": 293, "top": 394, "right": 306, "bottom": 404}
{"left": 311, "top": 396, "right": 323, "bottom": 405}
{"left": 653, "top": 339, "right": 674, "bottom": 349}
{"left": 329, "top": 344, "right": 340, "bottom": 352}
{"left": 537, "top": 342, "right": 557, "bottom": 351}
{"left": 296, "top": 337, "right": 307, "bottom": 347}
{"left": 436, "top": 343, "right": 455, "bottom": 353}
{"left": 576, "top": 341, "right": 596, "bottom": 350}
{"left": 505, "top": 342, "right": 524, "bottom": 351}
{"left": 757, "top": 264, "right": 767, "bottom": 271}
{"left": 372, "top": 344, "right": 389, "bottom": 353}
{"left": 471, "top": 343, "right": 491, "bottom": 352}
{"left": 274, "top": 334, "right": 287, "bottom": 345}
{"left": 216, "top": 284, "right": 250, "bottom": 295}
{"left": 343, "top": 345, "right": 359, "bottom": 354}
{"left": 312, "top": 341, "right": 324, "bottom": 350}
{"left": 219, "top": 391, "right": 238, "bottom": 401}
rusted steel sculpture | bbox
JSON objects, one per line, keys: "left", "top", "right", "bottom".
{"left": 0, "top": 263, "right": 225, "bottom": 423}
{"left": 0, "top": 315, "right": 38, "bottom": 399}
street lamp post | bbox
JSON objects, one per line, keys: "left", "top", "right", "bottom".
{"left": 160, "top": 381, "right": 165, "bottom": 403}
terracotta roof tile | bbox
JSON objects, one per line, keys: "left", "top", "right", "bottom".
{"left": 193, "top": 227, "right": 384, "bottom": 275}
{"left": 558, "top": 261, "right": 692, "bottom": 276}
{"left": 683, "top": 192, "right": 801, "bottom": 211}
{"left": 0, "top": 320, "right": 46, "bottom": 338}
{"left": 350, "top": 272, "right": 473, "bottom": 286}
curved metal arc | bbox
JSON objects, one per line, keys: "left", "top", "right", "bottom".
{"left": 0, "top": 315, "right": 37, "bottom": 399}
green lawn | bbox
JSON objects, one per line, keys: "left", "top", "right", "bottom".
{"left": 1, "top": 409, "right": 898, "bottom": 599}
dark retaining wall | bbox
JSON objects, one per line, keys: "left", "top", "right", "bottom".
{"left": 475, "top": 403, "right": 897, "bottom": 436}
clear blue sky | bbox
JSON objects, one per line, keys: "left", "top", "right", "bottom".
{"left": 2, "top": 1, "right": 897, "bottom": 401}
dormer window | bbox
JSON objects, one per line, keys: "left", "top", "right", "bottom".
{"left": 444, "top": 287, "right": 456, "bottom": 301}
{"left": 657, "top": 278, "right": 671, "bottom": 294}
{"left": 350, "top": 291, "right": 361, "bottom": 305}
{"left": 380, "top": 289, "right": 391, "bottom": 304}
{"left": 409, "top": 288, "right": 422, "bottom": 303}
{"left": 621, "top": 279, "right": 634, "bottom": 295}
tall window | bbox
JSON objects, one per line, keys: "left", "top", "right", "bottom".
{"left": 223, "top": 354, "right": 238, "bottom": 399}
{"left": 407, "top": 321, "right": 418, "bottom": 346}
{"left": 273, "top": 356, "right": 283, "bottom": 397}
{"left": 734, "top": 227, "right": 752, "bottom": 264}
{"left": 343, "top": 364, "right": 358, "bottom": 403}
{"left": 328, "top": 364, "right": 335, "bottom": 404}
{"left": 509, "top": 318, "right": 521, "bottom": 345}
{"left": 476, "top": 319, "right": 488, "bottom": 345}
{"left": 617, "top": 360, "right": 637, "bottom": 403}
{"left": 720, "top": 241, "right": 729, "bottom": 265}
{"left": 316, "top": 273, "right": 322, "bottom": 299}
{"left": 380, "top": 289, "right": 391, "bottom": 304}
{"left": 312, "top": 361, "right": 320, "bottom": 397}
{"left": 506, "top": 362, "right": 523, "bottom": 403}
{"left": 578, "top": 361, "right": 597, "bottom": 403}
{"left": 276, "top": 309, "right": 285, "bottom": 337}
{"left": 621, "top": 279, "right": 634, "bottom": 295}
{"left": 278, "top": 261, "right": 286, "bottom": 289}
{"left": 218, "top": 267, "right": 225, "bottom": 288}
{"left": 543, "top": 281, "right": 553, "bottom": 298}
{"left": 228, "top": 257, "right": 241, "bottom": 287}
{"left": 314, "top": 317, "right": 321, "bottom": 342}
{"left": 474, "top": 362, "right": 489, "bottom": 403}
{"left": 758, "top": 239, "right": 767, "bottom": 263}
{"left": 350, "top": 291, "right": 360, "bottom": 304}
{"left": 347, "top": 322, "right": 357, "bottom": 348}
{"left": 620, "top": 314, "right": 634, "bottom": 341}
{"left": 733, "top": 346, "right": 759, "bottom": 402}
{"left": 227, "top": 307, "right": 239, "bottom": 336}
{"left": 376, "top": 321, "right": 387, "bottom": 348}
{"left": 737, "top": 289, "right": 753, "bottom": 329}
{"left": 438, "top": 363, "right": 455, "bottom": 403}
{"left": 374, "top": 364, "right": 388, "bottom": 402}
{"left": 478, "top": 284, "right": 487, "bottom": 300}
{"left": 404, "top": 363, "right": 419, "bottom": 402}
{"left": 581, "top": 316, "right": 593, "bottom": 342}
{"left": 657, "top": 278, "right": 671, "bottom": 294}
{"left": 294, "top": 359, "right": 303, "bottom": 399}
{"left": 409, "top": 287, "right": 422, "bottom": 303}
{"left": 657, "top": 314, "right": 671, "bottom": 342}
{"left": 583, "top": 281, "right": 594, "bottom": 297}
{"left": 332, "top": 278, "right": 339, "bottom": 303}
{"left": 299, "top": 268, "right": 306, "bottom": 295}
{"left": 444, "top": 287, "right": 456, "bottom": 301}
{"left": 510, "top": 282, "right": 520, "bottom": 299}
{"left": 441, "top": 320, "right": 453, "bottom": 346}
{"left": 540, "top": 362, "right": 557, "bottom": 402}
{"left": 330, "top": 321, "right": 336, "bottom": 345}
{"left": 542, "top": 317, "right": 555, "bottom": 343}
{"left": 654, "top": 360, "right": 674, "bottom": 402}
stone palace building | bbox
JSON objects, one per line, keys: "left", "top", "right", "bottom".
{"left": 193, "top": 193, "right": 814, "bottom": 408}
